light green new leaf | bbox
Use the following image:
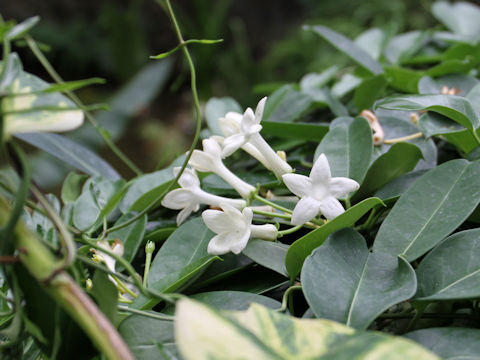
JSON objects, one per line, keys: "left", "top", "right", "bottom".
{"left": 352, "top": 142, "right": 423, "bottom": 201}
{"left": 175, "top": 299, "right": 438, "bottom": 360}
{"left": 302, "top": 229, "right": 416, "bottom": 329}
{"left": 242, "top": 240, "right": 288, "bottom": 277}
{"left": 415, "top": 228, "right": 480, "bottom": 300}
{"left": 314, "top": 116, "right": 373, "bottom": 185}
{"left": 384, "top": 66, "right": 425, "bottom": 93}
{"left": 375, "top": 94, "right": 479, "bottom": 132}
{"left": 205, "top": 97, "right": 242, "bottom": 135}
{"left": 306, "top": 25, "right": 384, "bottom": 75}
{"left": 374, "top": 159, "right": 480, "bottom": 261}
{"left": 285, "top": 197, "right": 384, "bottom": 279}
{"left": 406, "top": 327, "right": 480, "bottom": 360}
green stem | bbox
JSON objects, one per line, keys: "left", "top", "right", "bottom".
{"left": 113, "top": 275, "right": 137, "bottom": 299}
{"left": 344, "top": 197, "right": 351, "bottom": 209}
{"left": 150, "top": 38, "right": 223, "bottom": 59}
{"left": 118, "top": 306, "right": 175, "bottom": 321}
{"left": 278, "top": 225, "right": 303, "bottom": 237}
{"left": 143, "top": 241, "right": 155, "bottom": 287}
{"left": 406, "top": 303, "right": 427, "bottom": 332}
{"left": 24, "top": 35, "right": 142, "bottom": 177}
{"left": 252, "top": 208, "right": 292, "bottom": 220}
{"left": 277, "top": 286, "right": 302, "bottom": 313}
{"left": 106, "top": 0, "right": 207, "bottom": 234}
{"left": 254, "top": 194, "right": 293, "bottom": 214}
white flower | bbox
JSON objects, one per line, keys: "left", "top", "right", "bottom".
{"left": 202, "top": 204, "right": 278, "bottom": 255}
{"left": 282, "top": 153, "right": 359, "bottom": 225}
{"left": 94, "top": 239, "right": 124, "bottom": 283}
{"left": 161, "top": 167, "right": 246, "bottom": 225}
{"left": 218, "top": 97, "right": 292, "bottom": 179}
{"left": 189, "top": 137, "right": 255, "bottom": 198}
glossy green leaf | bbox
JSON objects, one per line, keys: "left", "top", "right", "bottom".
{"left": 385, "top": 31, "right": 429, "bottom": 65}
{"left": 375, "top": 94, "right": 479, "bottom": 132}
{"left": 285, "top": 197, "right": 384, "bottom": 278}
{"left": 242, "top": 240, "right": 288, "bottom": 277}
{"left": 442, "top": 129, "right": 479, "bottom": 154}
{"left": 119, "top": 168, "right": 173, "bottom": 213}
{"left": 418, "top": 112, "right": 465, "bottom": 138}
{"left": 418, "top": 74, "right": 479, "bottom": 96}
{"left": 374, "top": 159, "right": 480, "bottom": 261}
{"left": 352, "top": 142, "right": 423, "bottom": 201}
{"left": 432, "top": 1, "right": 480, "bottom": 37}
{"left": 415, "top": 228, "right": 480, "bottom": 300}
{"left": 61, "top": 172, "right": 88, "bottom": 204}
{"left": 306, "top": 25, "right": 384, "bottom": 75}
{"left": 39, "top": 78, "right": 106, "bottom": 94}
{"left": 331, "top": 73, "right": 363, "bottom": 98}
{"left": 261, "top": 121, "right": 328, "bottom": 141}
{"left": 302, "top": 229, "right": 416, "bottom": 329}
{"left": 426, "top": 58, "right": 474, "bottom": 77}
{"left": 134, "top": 255, "right": 220, "bottom": 310}
{"left": 0, "top": 52, "right": 22, "bottom": 91}
{"left": 147, "top": 217, "right": 213, "bottom": 286}
{"left": 205, "top": 97, "right": 242, "bottom": 135}
{"left": 262, "top": 85, "right": 313, "bottom": 123}
{"left": 106, "top": 212, "right": 147, "bottom": 265}
{"left": 314, "top": 116, "right": 373, "bottom": 184}
{"left": 299, "top": 66, "right": 338, "bottom": 102}
{"left": 374, "top": 170, "right": 428, "bottom": 201}
{"left": 406, "top": 327, "right": 480, "bottom": 360}
{"left": 354, "top": 74, "right": 388, "bottom": 110}
{"left": 16, "top": 133, "right": 120, "bottom": 180}
{"left": 5, "top": 16, "right": 39, "bottom": 40}
{"left": 175, "top": 299, "right": 438, "bottom": 360}
{"left": 354, "top": 28, "right": 385, "bottom": 60}
{"left": 89, "top": 271, "right": 118, "bottom": 323}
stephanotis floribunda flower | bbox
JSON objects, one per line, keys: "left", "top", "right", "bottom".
{"left": 189, "top": 137, "right": 255, "bottom": 198}
{"left": 161, "top": 167, "right": 246, "bottom": 225}
{"left": 218, "top": 97, "right": 292, "bottom": 179}
{"left": 282, "top": 153, "right": 359, "bottom": 225}
{"left": 202, "top": 204, "right": 278, "bottom": 255}
{"left": 93, "top": 239, "right": 124, "bottom": 284}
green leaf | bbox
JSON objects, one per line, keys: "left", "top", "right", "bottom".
{"left": 302, "top": 229, "right": 416, "bottom": 329}
{"left": 354, "top": 74, "right": 388, "bottom": 110}
{"left": 0, "top": 52, "right": 22, "bottom": 91}
{"left": 426, "top": 58, "right": 475, "bottom": 77}
{"left": 385, "top": 31, "right": 430, "bottom": 65}
{"left": 374, "top": 170, "right": 428, "bottom": 201}
{"left": 384, "top": 66, "right": 425, "bottom": 93}
{"left": 261, "top": 121, "right": 328, "bottom": 142}
{"left": 16, "top": 133, "right": 120, "bottom": 180}
{"left": 40, "top": 78, "right": 106, "bottom": 94}
{"left": 352, "top": 142, "right": 423, "bottom": 201}
{"left": 331, "top": 73, "right": 363, "bottom": 98}
{"left": 5, "top": 16, "right": 40, "bottom": 40}
{"left": 406, "top": 327, "right": 480, "bottom": 360}
{"left": 285, "top": 197, "right": 384, "bottom": 279}
{"left": 354, "top": 28, "right": 385, "bottom": 60}
{"left": 119, "top": 168, "right": 173, "bottom": 213}
{"left": 373, "top": 159, "right": 480, "bottom": 261}
{"left": 306, "top": 25, "right": 384, "bottom": 75}
{"left": 134, "top": 256, "right": 220, "bottom": 310}
{"left": 415, "top": 228, "right": 480, "bottom": 300}
{"left": 205, "top": 97, "right": 242, "bottom": 135}
{"left": 61, "top": 172, "right": 88, "bottom": 204}
{"left": 262, "top": 85, "right": 313, "bottom": 123}
{"left": 175, "top": 299, "right": 439, "bottom": 360}
{"left": 106, "top": 213, "right": 147, "bottom": 265}
{"left": 432, "top": 1, "right": 480, "bottom": 37}
{"left": 314, "top": 117, "right": 373, "bottom": 184}
{"left": 299, "top": 66, "right": 338, "bottom": 102}
{"left": 375, "top": 94, "right": 479, "bottom": 132}
{"left": 90, "top": 271, "right": 118, "bottom": 323}
{"left": 242, "top": 240, "right": 288, "bottom": 277}
{"left": 147, "top": 217, "right": 213, "bottom": 286}
{"left": 418, "top": 112, "right": 465, "bottom": 138}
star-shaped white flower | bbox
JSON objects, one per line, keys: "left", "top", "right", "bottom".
{"left": 94, "top": 239, "right": 124, "bottom": 284}
{"left": 202, "top": 204, "right": 278, "bottom": 255}
{"left": 189, "top": 137, "right": 255, "bottom": 198}
{"left": 218, "top": 97, "right": 292, "bottom": 179}
{"left": 282, "top": 153, "right": 359, "bottom": 225}
{"left": 161, "top": 167, "right": 246, "bottom": 225}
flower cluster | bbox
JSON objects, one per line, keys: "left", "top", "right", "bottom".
{"left": 161, "top": 98, "right": 360, "bottom": 255}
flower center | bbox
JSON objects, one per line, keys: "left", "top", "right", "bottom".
{"left": 312, "top": 183, "right": 328, "bottom": 200}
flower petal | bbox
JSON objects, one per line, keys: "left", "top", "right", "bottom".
{"left": 230, "top": 228, "right": 251, "bottom": 254}
{"left": 173, "top": 167, "right": 200, "bottom": 188}
{"left": 222, "top": 133, "right": 246, "bottom": 158}
{"left": 223, "top": 204, "right": 249, "bottom": 230}
{"left": 202, "top": 137, "right": 222, "bottom": 156}
{"left": 282, "top": 173, "right": 312, "bottom": 197}
{"left": 202, "top": 209, "right": 233, "bottom": 234}
{"left": 219, "top": 116, "right": 241, "bottom": 137}
{"left": 176, "top": 204, "right": 197, "bottom": 226}
{"left": 255, "top": 97, "right": 267, "bottom": 122}
{"left": 161, "top": 189, "right": 194, "bottom": 209}
{"left": 328, "top": 177, "right": 360, "bottom": 198}
{"left": 291, "top": 196, "right": 321, "bottom": 225}
{"left": 318, "top": 196, "right": 345, "bottom": 220}
{"left": 241, "top": 108, "right": 257, "bottom": 133}
{"left": 225, "top": 111, "right": 243, "bottom": 123}
{"left": 189, "top": 150, "right": 215, "bottom": 172}
{"left": 310, "top": 153, "right": 331, "bottom": 184}
{"left": 207, "top": 233, "right": 239, "bottom": 255}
